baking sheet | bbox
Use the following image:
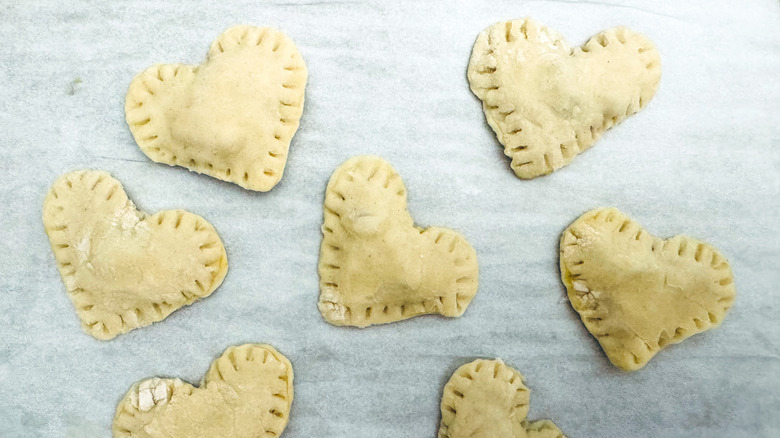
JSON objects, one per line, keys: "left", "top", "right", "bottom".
{"left": 1, "top": 0, "right": 779, "bottom": 436}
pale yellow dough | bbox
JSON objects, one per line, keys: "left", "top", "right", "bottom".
{"left": 439, "top": 359, "right": 565, "bottom": 438}
{"left": 113, "top": 344, "right": 293, "bottom": 438}
{"left": 318, "top": 156, "right": 479, "bottom": 327}
{"left": 560, "top": 207, "right": 736, "bottom": 371}
{"left": 468, "top": 18, "right": 661, "bottom": 178}
{"left": 42, "top": 170, "right": 228, "bottom": 340}
{"left": 125, "top": 25, "right": 307, "bottom": 191}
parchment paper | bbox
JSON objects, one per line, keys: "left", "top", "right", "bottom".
{"left": 1, "top": 1, "right": 778, "bottom": 437}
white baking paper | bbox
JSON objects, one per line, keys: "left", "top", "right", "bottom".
{"left": 0, "top": 1, "right": 778, "bottom": 437}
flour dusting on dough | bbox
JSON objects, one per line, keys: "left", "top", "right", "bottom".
{"left": 112, "top": 201, "right": 144, "bottom": 231}
{"left": 133, "top": 379, "right": 171, "bottom": 412}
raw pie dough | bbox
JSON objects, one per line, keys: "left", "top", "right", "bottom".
{"left": 560, "top": 207, "right": 736, "bottom": 371}
{"left": 125, "top": 25, "right": 307, "bottom": 191}
{"left": 468, "top": 18, "right": 661, "bottom": 178}
{"left": 42, "top": 170, "right": 228, "bottom": 340}
{"left": 318, "top": 156, "right": 479, "bottom": 327}
{"left": 439, "top": 359, "right": 565, "bottom": 438}
{"left": 113, "top": 344, "right": 293, "bottom": 438}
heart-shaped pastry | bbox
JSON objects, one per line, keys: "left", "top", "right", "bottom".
{"left": 560, "top": 207, "right": 736, "bottom": 371}
{"left": 439, "top": 359, "right": 565, "bottom": 438}
{"left": 125, "top": 25, "right": 307, "bottom": 191}
{"left": 42, "top": 170, "right": 228, "bottom": 340}
{"left": 468, "top": 18, "right": 661, "bottom": 179}
{"left": 113, "top": 344, "right": 293, "bottom": 438}
{"left": 318, "top": 156, "right": 479, "bottom": 327}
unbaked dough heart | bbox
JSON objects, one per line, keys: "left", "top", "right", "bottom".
{"left": 439, "top": 359, "right": 565, "bottom": 438}
{"left": 318, "top": 156, "right": 479, "bottom": 327}
{"left": 113, "top": 344, "right": 293, "bottom": 438}
{"left": 126, "top": 25, "right": 307, "bottom": 191}
{"left": 560, "top": 207, "right": 736, "bottom": 371}
{"left": 42, "top": 170, "right": 228, "bottom": 340}
{"left": 468, "top": 18, "right": 661, "bottom": 178}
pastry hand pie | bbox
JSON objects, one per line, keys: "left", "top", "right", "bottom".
{"left": 113, "top": 344, "right": 293, "bottom": 438}
{"left": 439, "top": 359, "right": 565, "bottom": 438}
{"left": 560, "top": 207, "right": 736, "bottom": 371}
{"left": 318, "top": 156, "right": 479, "bottom": 327}
{"left": 42, "top": 170, "right": 228, "bottom": 340}
{"left": 125, "top": 25, "right": 307, "bottom": 191}
{"left": 468, "top": 18, "right": 661, "bottom": 179}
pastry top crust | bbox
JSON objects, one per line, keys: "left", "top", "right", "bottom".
{"left": 113, "top": 344, "right": 293, "bottom": 438}
{"left": 43, "top": 170, "right": 228, "bottom": 340}
{"left": 468, "top": 18, "right": 661, "bottom": 178}
{"left": 560, "top": 207, "right": 736, "bottom": 371}
{"left": 318, "top": 156, "right": 479, "bottom": 327}
{"left": 439, "top": 359, "right": 565, "bottom": 438}
{"left": 126, "top": 25, "right": 307, "bottom": 191}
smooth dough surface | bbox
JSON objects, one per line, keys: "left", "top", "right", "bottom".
{"left": 468, "top": 18, "right": 661, "bottom": 178}
{"left": 560, "top": 207, "right": 736, "bottom": 371}
{"left": 439, "top": 359, "right": 565, "bottom": 438}
{"left": 42, "top": 170, "right": 228, "bottom": 340}
{"left": 113, "top": 344, "right": 293, "bottom": 438}
{"left": 318, "top": 155, "right": 479, "bottom": 327}
{"left": 126, "top": 25, "right": 307, "bottom": 191}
